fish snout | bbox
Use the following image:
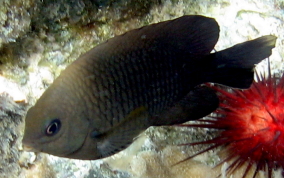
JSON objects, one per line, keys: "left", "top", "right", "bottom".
{"left": 22, "top": 144, "right": 37, "bottom": 152}
{"left": 22, "top": 140, "right": 38, "bottom": 152}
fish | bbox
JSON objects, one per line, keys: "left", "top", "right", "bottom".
{"left": 22, "top": 15, "right": 276, "bottom": 160}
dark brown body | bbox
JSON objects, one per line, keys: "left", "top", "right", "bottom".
{"left": 22, "top": 15, "right": 276, "bottom": 160}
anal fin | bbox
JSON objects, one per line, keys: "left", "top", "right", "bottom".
{"left": 152, "top": 85, "right": 219, "bottom": 126}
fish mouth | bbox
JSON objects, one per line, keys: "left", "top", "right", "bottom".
{"left": 22, "top": 142, "right": 40, "bottom": 153}
{"left": 23, "top": 145, "right": 36, "bottom": 152}
{"left": 22, "top": 136, "right": 36, "bottom": 152}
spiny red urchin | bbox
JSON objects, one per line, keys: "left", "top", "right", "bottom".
{"left": 181, "top": 64, "right": 284, "bottom": 178}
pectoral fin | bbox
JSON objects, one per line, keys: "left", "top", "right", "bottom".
{"left": 92, "top": 106, "right": 149, "bottom": 158}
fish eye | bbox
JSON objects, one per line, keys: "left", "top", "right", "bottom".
{"left": 45, "top": 119, "right": 61, "bottom": 136}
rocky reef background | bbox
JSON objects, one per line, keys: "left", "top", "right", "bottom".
{"left": 0, "top": 0, "right": 283, "bottom": 177}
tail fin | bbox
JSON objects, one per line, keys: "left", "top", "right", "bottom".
{"left": 206, "top": 35, "right": 276, "bottom": 88}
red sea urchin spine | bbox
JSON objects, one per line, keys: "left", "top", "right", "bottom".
{"left": 180, "top": 63, "right": 284, "bottom": 178}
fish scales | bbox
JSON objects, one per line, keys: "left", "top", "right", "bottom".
{"left": 22, "top": 15, "right": 276, "bottom": 160}
{"left": 86, "top": 48, "right": 184, "bottom": 127}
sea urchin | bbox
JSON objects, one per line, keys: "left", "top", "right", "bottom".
{"left": 181, "top": 63, "right": 284, "bottom": 178}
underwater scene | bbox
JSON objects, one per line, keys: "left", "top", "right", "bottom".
{"left": 0, "top": 0, "right": 284, "bottom": 178}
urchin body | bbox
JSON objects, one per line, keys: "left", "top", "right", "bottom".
{"left": 183, "top": 69, "right": 284, "bottom": 178}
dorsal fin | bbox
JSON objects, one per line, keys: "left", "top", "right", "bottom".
{"left": 79, "top": 15, "right": 220, "bottom": 61}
